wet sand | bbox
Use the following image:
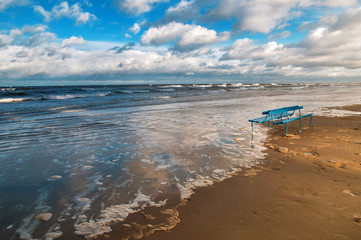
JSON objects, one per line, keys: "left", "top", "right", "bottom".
{"left": 145, "top": 106, "right": 361, "bottom": 240}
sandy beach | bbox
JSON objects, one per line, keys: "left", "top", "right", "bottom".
{"left": 141, "top": 105, "right": 361, "bottom": 240}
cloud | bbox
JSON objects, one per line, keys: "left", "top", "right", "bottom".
{"left": 34, "top": 1, "right": 96, "bottom": 24}
{"left": 0, "top": 25, "right": 56, "bottom": 47}
{"left": 158, "top": 0, "right": 199, "bottom": 24}
{"left": 141, "top": 22, "right": 230, "bottom": 51}
{"left": 166, "top": 0, "right": 194, "bottom": 14}
{"left": 110, "top": 42, "right": 136, "bottom": 53}
{"left": 0, "top": 28, "right": 230, "bottom": 79}
{"left": 129, "top": 23, "right": 141, "bottom": 34}
{"left": 0, "top": 44, "right": 196, "bottom": 78}
{"left": 0, "top": 0, "right": 29, "bottom": 11}
{"left": 221, "top": 6, "right": 361, "bottom": 76}
{"left": 2, "top": 4, "right": 361, "bottom": 81}
{"left": 268, "top": 31, "right": 292, "bottom": 40}
{"left": 203, "top": 0, "right": 300, "bottom": 34}
{"left": 221, "top": 38, "right": 288, "bottom": 61}
{"left": 114, "top": 0, "right": 169, "bottom": 15}
{"left": 296, "top": 6, "right": 361, "bottom": 68}
{"left": 298, "top": 0, "right": 357, "bottom": 7}
{"left": 34, "top": 5, "right": 51, "bottom": 21}
{"left": 61, "top": 36, "right": 87, "bottom": 47}
{"left": 157, "top": 0, "right": 358, "bottom": 34}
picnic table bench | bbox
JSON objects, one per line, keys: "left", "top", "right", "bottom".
{"left": 249, "top": 105, "right": 313, "bottom": 136}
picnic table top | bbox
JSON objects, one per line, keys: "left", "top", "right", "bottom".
{"left": 262, "top": 105, "right": 303, "bottom": 115}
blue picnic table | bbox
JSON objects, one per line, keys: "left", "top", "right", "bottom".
{"left": 249, "top": 105, "right": 313, "bottom": 136}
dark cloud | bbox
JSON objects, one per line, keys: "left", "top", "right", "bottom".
{"left": 110, "top": 42, "right": 136, "bottom": 53}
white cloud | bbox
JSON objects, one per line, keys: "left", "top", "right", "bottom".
{"left": 61, "top": 36, "right": 87, "bottom": 47}
{"left": 222, "top": 38, "right": 288, "bottom": 61}
{"left": 155, "top": 0, "right": 201, "bottom": 25}
{"left": 141, "top": 22, "right": 230, "bottom": 51}
{"left": 166, "top": 0, "right": 194, "bottom": 13}
{"left": 34, "top": 1, "right": 96, "bottom": 24}
{"left": 0, "top": 25, "right": 56, "bottom": 47}
{"left": 221, "top": 6, "right": 361, "bottom": 76}
{"left": 114, "top": 0, "right": 169, "bottom": 15}
{"left": 141, "top": 22, "right": 185, "bottom": 45}
{"left": 158, "top": 0, "right": 358, "bottom": 34}
{"left": 0, "top": 44, "right": 201, "bottom": 78}
{"left": 298, "top": 7, "right": 361, "bottom": 58}
{"left": 34, "top": 6, "right": 51, "bottom": 22}
{"left": 298, "top": 0, "right": 357, "bottom": 7}
{"left": 204, "top": 0, "right": 300, "bottom": 34}
{"left": 0, "top": 0, "right": 29, "bottom": 11}
{"left": 129, "top": 23, "right": 141, "bottom": 34}
{"left": 268, "top": 31, "right": 292, "bottom": 40}
{"left": 3, "top": 4, "right": 361, "bottom": 81}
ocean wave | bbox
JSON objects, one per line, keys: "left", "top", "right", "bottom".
{"left": 0, "top": 91, "right": 29, "bottom": 97}
{"left": 109, "top": 89, "right": 151, "bottom": 95}
{"left": 1, "top": 88, "right": 16, "bottom": 91}
{"left": 159, "top": 85, "right": 184, "bottom": 88}
{"left": 191, "top": 84, "right": 213, "bottom": 88}
{"left": 120, "top": 90, "right": 134, "bottom": 94}
{"left": 47, "top": 92, "right": 110, "bottom": 100}
{"left": 0, "top": 98, "right": 32, "bottom": 103}
{"left": 155, "top": 88, "right": 175, "bottom": 92}
{"left": 47, "top": 94, "right": 86, "bottom": 100}
{"left": 156, "top": 96, "right": 171, "bottom": 99}
{"left": 230, "top": 87, "right": 248, "bottom": 91}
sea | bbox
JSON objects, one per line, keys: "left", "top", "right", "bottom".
{"left": 1, "top": 83, "right": 361, "bottom": 240}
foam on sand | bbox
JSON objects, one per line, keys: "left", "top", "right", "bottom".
{"left": 74, "top": 191, "right": 167, "bottom": 239}
{"left": 177, "top": 168, "right": 242, "bottom": 202}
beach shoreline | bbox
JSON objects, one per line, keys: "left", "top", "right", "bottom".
{"left": 139, "top": 106, "right": 361, "bottom": 240}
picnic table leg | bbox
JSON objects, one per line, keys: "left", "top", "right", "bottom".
{"left": 309, "top": 115, "right": 313, "bottom": 127}
{"left": 251, "top": 122, "right": 254, "bottom": 133}
{"left": 298, "top": 118, "right": 302, "bottom": 132}
{"left": 285, "top": 122, "right": 289, "bottom": 136}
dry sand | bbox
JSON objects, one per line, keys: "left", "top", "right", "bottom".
{"left": 144, "top": 106, "right": 361, "bottom": 240}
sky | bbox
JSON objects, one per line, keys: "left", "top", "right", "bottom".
{"left": 1, "top": 0, "right": 361, "bottom": 85}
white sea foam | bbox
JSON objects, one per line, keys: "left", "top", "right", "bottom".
{"left": 16, "top": 186, "right": 51, "bottom": 240}
{"left": 73, "top": 191, "right": 167, "bottom": 239}
{"left": 82, "top": 165, "right": 93, "bottom": 169}
{"left": 47, "top": 92, "right": 109, "bottom": 100}
{"left": 0, "top": 98, "right": 30, "bottom": 103}
{"left": 1, "top": 87, "right": 16, "bottom": 91}
{"left": 156, "top": 96, "right": 171, "bottom": 99}
{"left": 177, "top": 177, "right": 214, "bottom": 201}
{"left": 317, "top": 108, "right": 361, "bottom": 117}
{"left": 45, "top": 231, "right": 62, "bottom": 240}
{"left": 77, "top": 198, "right": 90, "bottom": 203}
{"left": 191, "top": 84, "right": 212, "bottom": 88}
{"left": 47, "top": 175, "right": 62, "bottom": 181}
{"left": 48, "top": 94, "right": 85, "bottom": 100}
{"left": 160, "top": 85, "right": 183, "bottom": 88}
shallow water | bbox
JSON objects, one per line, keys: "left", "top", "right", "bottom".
{"left": 1, "top": 83, "right": 360, "bottom": 239}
